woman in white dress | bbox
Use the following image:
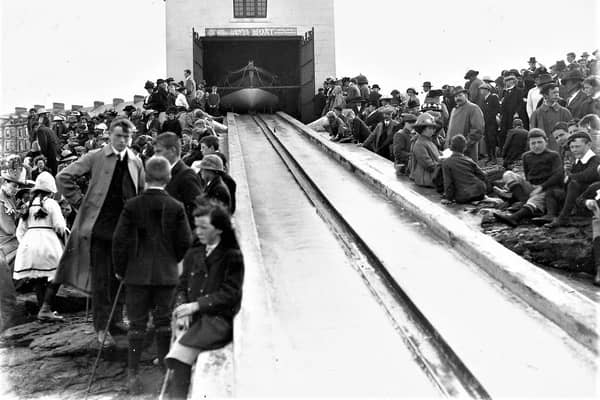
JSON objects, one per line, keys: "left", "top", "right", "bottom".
{"left": 13, "top": 172, "right": 67, "bottom": 321}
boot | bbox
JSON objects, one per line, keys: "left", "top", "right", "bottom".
{"left": 493, "top": 206, "right": 533, "bottom": 227}
{"left": 155, "top": 328, "right": 172, "bottom": 371}
{"left": 127, "top": 332, "right": 145, "bottom": 393}
{"left": 37, "top": 303, "right": 64, "bottom": 322}
{"left": 167, "top": 359, "right": 191, "bottom": 400}
{"left": 532, "top": 195, "right": 561, "bottom": 226}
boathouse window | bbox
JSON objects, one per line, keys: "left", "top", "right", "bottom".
{"left": 233, "top": 0, "right": 267, "bottom": 18}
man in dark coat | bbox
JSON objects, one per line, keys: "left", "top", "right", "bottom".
{"left": 154, "top": 132, "right": 203, "bottom": 227}
{"left": 344, "top": 109, "right": 372, "bottom": 144}
{"left": 56, "top": 119, "right": 145, "bottom": 346}
{"left": 35, "top": 122, "right": 59, "bottom": 175}
{"left": 113, "top": 156, "right": 192, "bottom": 393}
{"left": 442, "top": 135, "right": 487, "bottom": 203}
{"left": 562, "top": 70, "right": 594, "bottom": 119}
{"left": 501, "top": 118, "right": 529, "bottom": 169}
{"left": 197, "top": 155, "right": 231, "bottom": 212}
{"left": 500, "top": 74, "right": 529, "bottom": 148}
{"left": 362, "top": 106, "right": 400, "bottom": 160}
{"left": 199, "top": 136, "right": 237, "bottom": 214}
{"left": 465, "top": 69, "right": 484, "bottom": 107}
{"left": 479, "top": 83, "right": 501, "bottom": 164}
{"left": 392, "top": 113, "right": 417, "bottom": 174}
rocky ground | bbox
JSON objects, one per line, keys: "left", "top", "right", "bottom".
{"left": 0, "top": 294, "right": 164, "bottom": 400}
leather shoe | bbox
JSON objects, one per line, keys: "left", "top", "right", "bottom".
{"left": 97, "top": 330, "right": 116, "bottom": 348}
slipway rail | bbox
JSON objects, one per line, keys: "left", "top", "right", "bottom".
{"left": 248, "top": 114, "right": 491, "bottom": 398}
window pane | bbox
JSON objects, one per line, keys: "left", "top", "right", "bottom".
{"left": 257, "top": 0, "right": 266, "bottom": 16}
{"left": 245, "top": 0, "right": 256, "bottom": 17}
{"left": 233, "top": 0, "right": 266, "bottom": 18}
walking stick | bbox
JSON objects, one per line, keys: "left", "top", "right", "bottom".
{"left": 84, "top": 280, "right": 124, "bottom": 400}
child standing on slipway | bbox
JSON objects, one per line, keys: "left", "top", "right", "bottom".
{"left": 112, "top": 156, "right": 192, "bottom": 394}
{"left": 13, "top": 171, "right": 67, "bottom": 321}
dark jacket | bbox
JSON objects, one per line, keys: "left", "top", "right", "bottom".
{"left": 349, "top": 117, "right": 372, "bottom": 143}
{"left": 161, "top": 118, "right": 183, "bottom": 137}
{"left": 363, "top": 120, "right": 400, "bottom": 160}
{"left": 36, "top": 126, "right": 59, "bottom": 175}
{"left": 441, "top": 152, "right": 487, "bottom": 203}
{"left": 481, "top": 93, "right": 500, "bottom": 132}
{"left": 112, "top": 188, "right": 192, "bottom": 286}
{"left": 500, "top": 87, "right": 529, "bottom": 134}
{"left": 502, "top": 127, "right": 529, "bottom": 167}
{"left": 175, "top": 242, "right": 244, "bottom": 349}
{"left": 566, "top": 90, "right": 594, "bottom": 120}
{"left": 392, "top": 127, "right": 412, "bottom": 165}
{"left": 568, "top": 153, "right": 600, "bottom": 185}
{"left": 200, "top": 175, "right": 231, "bottom": 211}
{"left": 221, "top": 173, "right": 237, "bottom": 214}
{"left": 166, "top": 160, "right": 203, "bottom": 227}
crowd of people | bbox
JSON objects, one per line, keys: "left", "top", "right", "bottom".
{"left": 0, "top": 72, "right": 240, "bottom": 398}
{"left": 312, "top": 50, "right": 600, "bottom": 285}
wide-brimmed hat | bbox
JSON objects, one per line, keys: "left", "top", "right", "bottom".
{"left": 464, "top": 69, "right": 479, "bottom": 79}
{"left": 482, "top": 75, "right": 494, "bottom": 83}
{"left": 414, "top": 113, "right": 438, "bottom": 128}
{"left": 581, "top": 52, "right": 590, "bottom": 58}
{"left": 452, "top": 86, "right": 468, "bottom": 96}
{"left": 144, "top": 80, "right": 155, "bottom": 90}
{"left": 52, "top": 115, "right": 66, "bottom": 122}
{"left": 536, "top": 74, "right": 555, "bottom": 87}
{"left": 561, "top": 69, "right": 584, "bottom": 82}
{"left": 0, "top": 168, "right": 30, "bottom": 186}
{"left": 199, "top": 154, "right": 224, "bottom": 173}
{"left": 123, "top": 105, "right": 136, "bottom": 113}
{"left": 32, "top": 171, "right": 57, "bottom": 194}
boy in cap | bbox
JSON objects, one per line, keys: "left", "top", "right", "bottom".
{"left": 196, "top": 154, "right": 231, "bottom": 212}
{"left": 113, "top": 156, "right": 192, "bottom": 393}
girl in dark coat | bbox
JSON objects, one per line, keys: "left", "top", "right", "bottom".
{"left": 165, "top": 200, "right": 244, "bottom": 398}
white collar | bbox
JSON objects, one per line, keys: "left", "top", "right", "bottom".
{"left": 594, "top": 92, "right": 600, "bottom": 100}
{"left": 111, "top": 146, "right": 127, "bottom": 160}
{"left": 577, "top": 149, "right": 595, "bottom": 164}
{"left": 146, "top": 185, "right": 164, "bottom": 191}
{"left": 206, "top": 239, "right": 220, "bottom": 256}
{"left": 568, "top": 89, "right": 581, "bottom": 102}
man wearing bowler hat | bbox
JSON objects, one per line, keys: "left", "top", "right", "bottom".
{"left": 446, "top": 86, "right": 484, "bottom": 161}
{"left": 369, "top": 84, "right": 382, "bottom": 107}
{"left": 465, "top": 69, "right": 483, "bottom": 106}
{"left": 562, "top": 69, "right": 594, "bottom": 119}
{"left": 528, "top": 57, "right": 538, "bottom": 72}
{"left": 500, "top": 73, "right": 529, "bottom": 147}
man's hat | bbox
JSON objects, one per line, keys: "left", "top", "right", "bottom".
{"left": 144, "top": 80, "right": 155, "bottom": 89}
{"left": 464, "top": 69, "right": 479, "bottom": 79}
{"left": 528, "top": 57, "right": 537, "bottom": 63}
{"left": 536, "top": 74, "right": 554, "bottom": 87}
{"left": 371, "top": 84, "right": 380, "bottom": 90}
{"left": 123, "top": 105, "right": 136, "bottom": 113}
{"left": 479, "top": 83, "right": 492, "bottom": 91}
{"left": 390, "top": 89, "right": 400, "bottom": 95}
{"left": 380, "top": 105, "right": 396, "bottom": 114}
{"left": 52, "top": 115, "right": 66, "bottom": 122}
{"left": 567, "top": 52, "right": 576, "bottom": 58}
{"left": 427, "top": 89, "right": 443, "bottom": 97}
{"left": 581, "top": 52, "right": 590, "bottom": 58}
{"left": 401, "top": 113, "right": 418, "bottom": 123}
{"left": 482, "top": 75, "right": 494, "bottom": 83}
{"left": 166, "top": 77, "right": 175, "bottom": 84}
{"left": 555, "top": 60, "right": 567, "bottom": 71}
{"left": 561, "top": 69, "right": 584, "bottom": 82}
{"left": 0, "top": 169, "right": 27, "bottom": 186}
{"left": 504, "top": 74, "right": 518, "bottom": 82}
{"left": 413, "top": 113, "right": 438, "bottom": 128}
{"left": 422, "top": 81, "right": 432, "bottom": 87}
{"left": 406, "top": 87, "right": 417, "bottom": 94}
{"left": 199, "top": 154, "right": 224, "bottom": 173}
{"left": 95, "top": 123, "right": 108, "bottom": 131}
{"left": 452, "top": 86, "right": 468, "bottom": 96}
{"left": 156, "top": 78, "right": 166, "bottom": 85}
{"left": 566, "top": 130, "right": 592, "bottom": 146}
{"left": 508, "top": 69, "right": 521, "bottom": 77}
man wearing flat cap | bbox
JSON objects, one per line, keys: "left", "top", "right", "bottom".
{"left": 362, "top": 105, "right": 400, "bottom": 160}
{"left": 562, "top": 69, "right": 594, "bottom": 119}
{"left": 465, "top": 70, "right": 483, "bottom": 107}
{"left": 446, "top": 86, "right": 484, "bottom": 160}
{"left": 500, "top": 74, "right": 529, "bottom": 148}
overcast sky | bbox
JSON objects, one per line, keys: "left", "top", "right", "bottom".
{"left": 1, "top": 0, "right": 598, "bottom": 114}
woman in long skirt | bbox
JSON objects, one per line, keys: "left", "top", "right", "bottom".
{"left": 165, "top": 200, "right": 244, "bottom": 398}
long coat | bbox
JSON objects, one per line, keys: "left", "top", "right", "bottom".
{"left": 500, "top": 87, "right": 529, "bottom": 136}
{"left": 55, "top": 146, "right": 145, "bottom": 294}
{"left": 567, "top": 90, "right": 594, "bottom": 120}
{"left": 175, "top": 242, "right": 244, "bottom": 349}
{"left": 409, "top": 135, "right": 441, "bottom": 187}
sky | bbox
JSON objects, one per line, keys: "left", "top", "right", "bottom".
{"left": 1, "top": 0, "right": 598, "bottom": 114}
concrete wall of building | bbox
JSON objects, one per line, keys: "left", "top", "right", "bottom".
{"left": 166, "top": 0, "right": 335, "bottom": 88}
